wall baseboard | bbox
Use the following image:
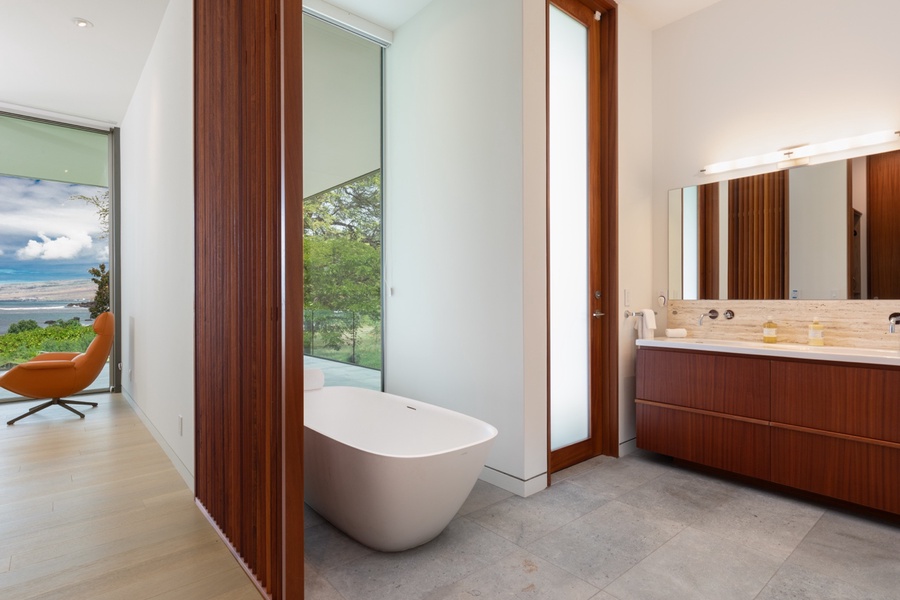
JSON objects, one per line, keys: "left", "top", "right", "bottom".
{"left": 480, "top": 465, "right": 547, "bottom": 497}
{"left": 619, "top": 437, "right": 638, "bottom": 456}
{"left": 120, "top": 389, "right": 195, "bottom": 492}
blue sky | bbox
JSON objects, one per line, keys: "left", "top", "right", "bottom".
{"left": 0, "top": 175, "right": 108, "bottom": 283}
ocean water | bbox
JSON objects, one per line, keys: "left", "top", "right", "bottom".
{"left": 0, "top": 300, "right": 92, "bottom": 335}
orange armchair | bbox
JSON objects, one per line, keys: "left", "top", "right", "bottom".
{"left": 2, "top": 312, "right": 115, "bottom": 425}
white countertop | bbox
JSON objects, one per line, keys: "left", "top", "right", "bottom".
{"left": 636, "top": 337, "right": 900, "bottom": 367}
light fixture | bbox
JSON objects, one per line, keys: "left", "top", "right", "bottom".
{"left": 700, "top": 129, "right": 900, "bottom": 175}
{"left": 72, "top": 17, "right": 94, "bottom": 28}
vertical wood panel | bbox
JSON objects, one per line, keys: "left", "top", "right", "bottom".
{"left": 728, "top": 171, "right": 787, "bottom": 299}
{"left": 194, "top": 0, "right": 298, "bottom": 597}
{"left": 867, "top": 149, "right": 900, "bottom": 299}
{"left": 281, "top": 0, "right": 305, "bottom": 597}
{"left": 697, "top": 182, "right": 719, "bottom": 299}
{"left": 596, "top": 3, "right": 619, "bottom": 459}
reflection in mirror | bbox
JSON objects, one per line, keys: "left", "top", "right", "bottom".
{"left": 669, "top": 149, "right": 900, "bottom": 300}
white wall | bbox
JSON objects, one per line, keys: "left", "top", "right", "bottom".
{"left": 384, "top": 0, "right": 657, "bottom": 491}
{"left": 652, "top": 0, "right": 900, "bottom": 300}
{"left": 384, "top": 0, "right": 548, "bottom": 496}
{"left": 120, "top": 0, "right": 195, "bottom": 487}
{"left": 616, "top": 6, "right": 654, "bottom": 453}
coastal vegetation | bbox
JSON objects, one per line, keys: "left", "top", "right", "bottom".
{"left": 0, "top": 318, "right": 96, "bottom": 366}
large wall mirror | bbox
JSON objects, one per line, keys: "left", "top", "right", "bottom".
{"left": 669, "top": 148, "right": 900, "bottom": 300}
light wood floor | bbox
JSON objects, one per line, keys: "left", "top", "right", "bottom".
{"left": 0, "top": 394, "right": 263, "bottom": 600}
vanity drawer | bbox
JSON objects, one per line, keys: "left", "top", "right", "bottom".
{"left": 636, "top": 348, "right": 770, "bottom": 420}
{"left": 771, "top": 428, "right": 900, "bottom": 515}
{"left": 637, "top": 402, "right": 770, "bottom": 480}
{"left": 770, "top": 361, "right": 900, "bottom": 444}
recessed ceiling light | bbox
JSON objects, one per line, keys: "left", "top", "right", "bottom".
{"left": 72, "top": 17, "right": 94, "bottom": 28}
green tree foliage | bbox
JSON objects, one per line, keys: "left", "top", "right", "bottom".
{"left": 7, "top": 319, "right": 39, "bottom": 334}
{"left": 71, "top": 190, "right": 111, "bottom": 318}
{"left": 0, "top": 322, "right": 96, "bottom": 365}
{"left": 303, "top": 170, "right": 382, "bottom": 366}
{"left": 304, "top": 171, "right": 381, "bottom": 248}
{"left": 304, "top": 237, "right": 381, "bottom": 364}
{"left": 89, "top": 263, "right": 110, "bottom": 318}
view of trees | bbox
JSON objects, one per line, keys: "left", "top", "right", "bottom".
{"left": 303, "top": 170, "right": 382, "bottom": 368}
{"left": 72, "top": 190, "right": 111, "bottom": 318}
{"left": 0, "top": 318, "right": 96, "bottom": 366}
{"left": 89, "top": 263, "right": 110, "bottom": 318}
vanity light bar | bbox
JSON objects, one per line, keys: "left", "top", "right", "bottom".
{"left": 700, "top": 129, "right": 900, "bottom": 175}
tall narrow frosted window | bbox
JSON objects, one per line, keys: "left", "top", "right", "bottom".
{"left": 549, "top": 5, "right": 589, "bottom": 451}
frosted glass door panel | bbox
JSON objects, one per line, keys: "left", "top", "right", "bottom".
{"left": 549, "top": 5, "right": 589, "bottom": 452}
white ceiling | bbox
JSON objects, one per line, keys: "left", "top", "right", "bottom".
{"left": 0, "top": 0, "right": 722, "bottom": 127}
{"left": 324, "top": 0, "right": 435, "bottom": 31}
{"left": 617, "top": 0, "right": 724, "bottom": 31}
{"left": 0, "top": 0, "right": 171, "bottom": 126}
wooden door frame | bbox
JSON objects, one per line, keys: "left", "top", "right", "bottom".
{"left": 546, "top": 0, "right": 619, "bottom": 475}
{"left": 281, "top": 1, "right": 304, "bottom": 597}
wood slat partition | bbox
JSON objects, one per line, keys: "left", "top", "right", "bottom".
{"left": 697, "top": 182, "right": 719, "bottom": 299}
{"left": 867, "top": 149, "right": 900, "bottom": 299}
{"left": 728, "top": 171, "right": 788, "bottom": 299}
{"left": 195, "top": 1, "right": 304, "bottom": 598}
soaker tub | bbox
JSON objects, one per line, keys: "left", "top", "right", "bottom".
{"left": 304, "top": 381, "right": 498, "bottom": 552}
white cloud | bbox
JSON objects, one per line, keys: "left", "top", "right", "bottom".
{"left": 16, "top": 232, "right": 93, "bottom": 260}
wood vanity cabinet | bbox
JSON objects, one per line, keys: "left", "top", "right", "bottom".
{"left": 636, "top": 347, "right": 900, "bottom": 515}
{"left": 635, "top": 350, "right": 771, "bottom": 480}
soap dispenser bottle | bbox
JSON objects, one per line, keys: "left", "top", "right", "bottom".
{"left": 808, "top": 315, "right": 825, "bottom": 346}
{"left": 763, "top": 315, "right": 778, "bottom": 343}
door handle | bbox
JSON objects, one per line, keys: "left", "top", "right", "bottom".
{"left": 592, "top": 310, "right": 605, "bottom": 318}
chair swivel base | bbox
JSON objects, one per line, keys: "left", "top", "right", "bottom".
{"left": 7, "top": 397, "right": 99, "bottom": 425}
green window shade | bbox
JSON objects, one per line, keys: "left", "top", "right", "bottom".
{"left": 303, "top": 14, "right": 381, "bottom": 198}
{"left": 0, "top": 114, "right": 108, "bottom": 187}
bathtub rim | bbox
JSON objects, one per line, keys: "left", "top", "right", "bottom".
{"left": 303, "top": 385, "right": 498, "bottom": 460}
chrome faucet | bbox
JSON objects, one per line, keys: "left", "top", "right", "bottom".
{"left": 699, "top": 309, "right": 719, "bottom": 325}
{"left": 889, "top": 312, "right": 900, "bottom": 333}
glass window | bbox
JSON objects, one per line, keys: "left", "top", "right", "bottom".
{"left": 302, "top": 15, "right": 383, "bottom": 390}
{"left": 0, "top": 114, "right": 113, "bottom": 401}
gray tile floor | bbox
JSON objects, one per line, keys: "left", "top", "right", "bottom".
{"left": 304, "top": 450, "right": 900, "bottom": 599}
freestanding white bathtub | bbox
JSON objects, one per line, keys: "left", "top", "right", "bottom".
{"left": 304, "top": 382, "right": 498, "bottom": 552}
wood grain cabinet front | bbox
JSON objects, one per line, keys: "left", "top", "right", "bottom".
{"left": 635, "top": 348, "right": 771, "bottom": 480}
{"left": 636, "top": 347, "right": 900, "bottom": 515}
{"left": 769, "top": 360, "right": 900, "bottom": 514}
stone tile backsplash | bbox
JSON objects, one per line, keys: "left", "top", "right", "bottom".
{"left": 667, "top": 300, "right": 900, "bottom": 350}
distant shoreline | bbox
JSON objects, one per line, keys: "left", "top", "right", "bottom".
{"left": 0, "top": 279, "right": 96, "bottom": 302}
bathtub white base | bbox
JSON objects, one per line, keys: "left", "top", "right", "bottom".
{"left": 304, "top": 385, "right": 497, "bottom": 552}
